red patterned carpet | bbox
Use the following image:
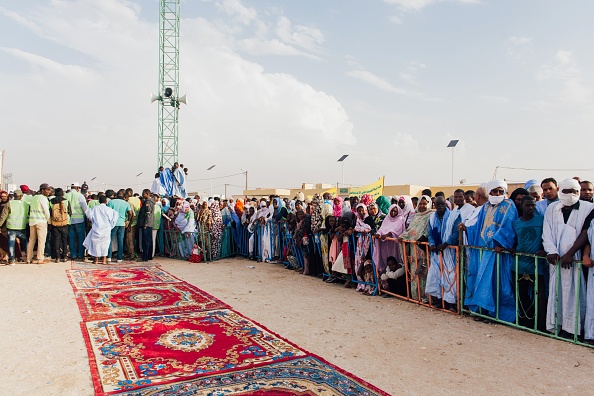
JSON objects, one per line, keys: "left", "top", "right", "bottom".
{"left": 75, "top": 283, "right": 229, "bottom": 320}
{"left": 67, "top": 267, "right": 182, "bottom": 290}
{"left": 66, "top": 266, "right": 389, "bottom": 395}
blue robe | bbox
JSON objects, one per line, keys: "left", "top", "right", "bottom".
{"left": 172, "top": 168, "right": 187, "bottom": 199}
{"left": 159, "top": 169, "right": 174, "bottom": 197}
{"left": 465, "top": 199, "right": 518, "bottom": 322}
{"left": 425, "top": 209, "right": 461, "bottom": 304}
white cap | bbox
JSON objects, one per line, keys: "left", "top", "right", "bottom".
{"left": 72, "top": 182, "right": 81, "bottom": 187}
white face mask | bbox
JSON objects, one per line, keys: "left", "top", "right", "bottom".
{"left": 489, "top": 195, "right": 505, "bottom": 205}
{"left": 559, "top": 192, "right": 579, "bottom": 207}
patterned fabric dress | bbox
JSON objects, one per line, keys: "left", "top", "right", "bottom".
{"left": 209, "top": 202, "right": 223, "bottom": 259}
{"left": 400, "top": 209, "right": 433, "bottom": 300}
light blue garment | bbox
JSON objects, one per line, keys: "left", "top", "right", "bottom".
{"left": 426, "top": 209, "right": 461, "bottom": 303}
{"left": 524, "top": 179, "right": 539, "bottom": 190}
{"left": 465, "top": 199, "right": 518, "bottom": 322}
{"left": 172, "top": 168, "right": 187, "bottom": 199}
{"left": 160, "top": 169, "right": 174, "bottom": 197}
{"left": 536, "top": 198, "right": 558, "bottom": 216}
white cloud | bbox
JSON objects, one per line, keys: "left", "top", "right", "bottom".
{"left": 347, "top": 70, "right": 408, "bottom": 94}
{"left": 0, "top": 6, "right": 40, "bottom": 32}
{"left": 508, "top": 36, "right": 532, "bottom": 46}
{"left": 536, "top": 50, "right": 593, "bottom": 107}
{"left": 383, "top": 0, "right": 480, "bottom": 12}
{"left": 393, "top": 133, "right": 420, "bottom": 156}
{"left": 236, "top": 38, "right": 319, "bottom": 59}
{"left": 215, "top": 0, "right": 257, "bottom": 25}
{"left": 276, "top": 16, "right": 324, "bottom": 51}
{"left": 399, "top": 61, "right": 426, "bottom": 85}
{"left": 388, "top": 15, "right": 402, "bottom": 24}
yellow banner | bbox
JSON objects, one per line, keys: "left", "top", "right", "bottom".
{"left": 348, "top": 176, "right": 385, "bottom": 200}
{"left": 323, "top": 187, "right": 338, "bottom": 196}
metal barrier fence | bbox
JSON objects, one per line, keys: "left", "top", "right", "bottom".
{"left": 460, "top": 246, "right": 593, "bottom": 347}
{"left": 374, "top": 237, "right": 460, "bottom": 314}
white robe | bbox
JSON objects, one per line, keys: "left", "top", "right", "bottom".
{"left": 458, "top": 203, "right": 475, "bottom": 224}
{"left": 542, "top": 200, "right": 593, "bottom": 335}
{"left": 150, "top": 178, "right": 166, "bottom": 196}
{"left": 83, "top": 204, "right": 118, "bottom": 257}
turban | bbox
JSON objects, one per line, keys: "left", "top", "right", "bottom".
{"left": 524, "top": 179, "right": 539, "bottom": 190}
{"left": 486, "top": 180, "right": 508, "bottom": 195}
{"left": 559, "top": 178, "right": 580, "bottom": 191}
{"left": 20, "top": 184, "right": 29, "bottom": 193}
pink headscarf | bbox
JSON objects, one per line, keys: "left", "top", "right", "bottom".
{"left": 333, "top": 197, "right": 343, "bottom": 217}
{"left": 398, "top": 196, "right": 414, "bottom": 219}
{"left": 360, "top": 194, "right": 373, "bottom": 206}
{"left": 377, "top": 204, "right": 406, "bottom": 238}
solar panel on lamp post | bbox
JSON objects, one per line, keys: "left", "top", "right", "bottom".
{"left": 207, "top": 165, "right": 216, "bottom": 197}
{"left": 337, "top": 155, "right": 349, "bottom": 187}
{"left": 447, "top": 140, "right": 459, "bottom": 186}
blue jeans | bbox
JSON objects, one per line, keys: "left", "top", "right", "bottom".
{"left": 68, "top": 222, "right": 86, "bottom": 259}
{"left": 140, "top": 226, "right": 153, "bottom": 261}
{"left": 7, "top": 229, "right": 27, "bottom": 262}
{"left": 108, "top": 226, "right": 125, "bottom": 261}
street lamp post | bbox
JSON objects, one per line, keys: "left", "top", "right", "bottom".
{"left": 207, "top": 165, "right": 216, "bottom": 197}
{"left": 337, "top": 155, "right": 349, "bottom": 187}
{"left": 136, "top": 172, "right": 143, "bottom": 193}
{"left": 240, "top": 168, "right": 248, "bottom": 194}
{"left": 447, "top": 140, "right": 459, "bottom": 186}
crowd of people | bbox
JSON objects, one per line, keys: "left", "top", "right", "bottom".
{"left": 1, "top": 175, "right": 594, "bottom": 342}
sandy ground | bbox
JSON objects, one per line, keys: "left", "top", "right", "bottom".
{"left": 1, "top": 257, "right": 594, "bottom": 396}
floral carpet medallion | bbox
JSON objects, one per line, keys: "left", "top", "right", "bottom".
{"left": 82, "top": 309, "right": 306, "bottom": 394}
{"left": 76, "top": 283, "right": 230, "bottom": 320}
{"left": 119, "top": 356, "right": 389, "bottom": 396}
{"left": 67, "top": 268, "right": 182, "bottom": 290}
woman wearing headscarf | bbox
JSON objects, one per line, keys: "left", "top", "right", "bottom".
{"left": 332, "top": 196, "right": 343, "bottom": 218}
{"left": 174, "top": 200, "right": 196, "bottom": 259}
{"left": 317, "top": 197, "right": 334, "bottom": 276}
{"left": 209, "top": 199, "right": 223, "bottom": 259}
{"left": 305, "top": 194, "right": 325, "bottom": 276}
{"left": 255, "top": 201, "right": 273, "bottom": 261}
{"left": 353, "top": 203, "right": 376, "bottom": 291}
{"left": 399, "top": 195, "right": 434, "bottom": 301}
{"left": 294, "top": 209, "right": 312, "bottom": 274}
{"left": 398, "top": 195, "right": 415, "bottom": 227}
{"left": 373, "top": 204, "right": 406, "bottom": 290}
{"left": 375, "top": 196, "right": 391, "bottom": 217}
{"left": 195, "top": 201, "right": 212, "bottom": 259}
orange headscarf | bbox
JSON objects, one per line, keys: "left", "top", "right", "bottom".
{"left": 234, "top": 199, "right": 244, "bottom": 218}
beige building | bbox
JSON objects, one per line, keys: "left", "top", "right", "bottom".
{"left": 236, "top": 182, "right": 526, "bottom": 201}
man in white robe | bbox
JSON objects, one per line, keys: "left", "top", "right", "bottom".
{"left": 83, "top": 195, "right": 119, "bottom": 264}
{"left": 453, "top": 188, "right": 475, "bottom": 224}
{"left": 543, "top": 178, "right": 593, "bottom": 337}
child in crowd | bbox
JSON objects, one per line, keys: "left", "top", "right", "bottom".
{"left": 380, "top": 256, "right": 407, "bottom": 297}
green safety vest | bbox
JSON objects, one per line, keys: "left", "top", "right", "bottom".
{"left": 29, "top": 195, "right": 49, "bottom": 224}
{"left": 7, "top": 200, "right": 29, "bottom": 230}
{"left": 65, "top": 191, "right": 85, "bottom": 220}
{"left": 153, "top": 204, "right": 162, "bottom": 229}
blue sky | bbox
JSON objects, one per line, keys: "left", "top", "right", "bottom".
{"left": 1, "top": 0, "right": 593, "bottom": 195}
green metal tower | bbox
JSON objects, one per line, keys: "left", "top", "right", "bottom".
{"left": 152, "top": 0, "right": 186, "bottom": 169}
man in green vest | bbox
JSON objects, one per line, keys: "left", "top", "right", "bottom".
{"left": 0, "top": 189, "right": 29, "bottom": 265}
{"left": 65, "top": 181, "right": 88, "bottom": 260}
{"left": 27, "top": 183, "right": 52, "bottom": 264}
